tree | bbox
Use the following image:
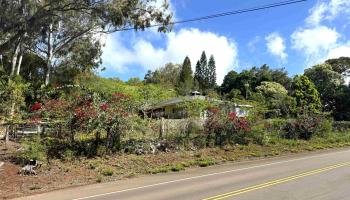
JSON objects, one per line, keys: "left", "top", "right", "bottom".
{"left": 143, "top": 63, "right": 181, "bottom": 88}
{"left": 0, "top": 0, "right": 173, "bottom": 84}
{"left": 220, "top": 65, "right": 291, "bottom": 100}
{"left": 208, "top": 55, "right": 217, "bottom": 88}
{"left": 194, "top": 51, "right": 217, "bottom": 93}
{"left": 304, "top": 64, "right": 343, "bottom": 111}
{"left": 177, "top": 56, "right": 193, "bottom": 95}
{"left": 51, "top": 36, "right": 103, "bottom": 85}
{"left": 194, "top": 60, "right": 203, "bottom": 90}
{"left": 325, "top": 57, "right": 350, "bottom": 74}
{"left": 198, "top": 51, "right": 208, "bottom": 92}
{"left": 291, "top": 75, "right": 321, "bottom": 112}
{"left": 221, "top": 70, "right": 238, "bottom": 95}
{"left": 333, "top": 85, "right": 350, "bottom": 121}
{"left": 256, "top": 81, "right": 296, "bottom": 117}
{"left": 256, "top": 82, "right": 288, "bottom": 97}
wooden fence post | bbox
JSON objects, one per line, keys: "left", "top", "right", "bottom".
{"left": 159, "top": 117, "right": 165, "bottom": 139}
{"left": 5, "top": 125, "right": 9, "bottom": 149}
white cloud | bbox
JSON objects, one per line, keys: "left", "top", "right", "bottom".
{"left": 291, "top": 26, "right": 340, "bottom": 64}
{"left": 101, "top": 28, "right": 238, "bottom": 84}
{"left": 306, "top": 2, "right": 327, "bottom": 26}
{"left": 265, "top": 32, "right": 287, "bottom": 61}
{"left": 291, "top": 0, "right": 350, "bottom": 67}
{"left": 306, "top": 0, "right": 350, "bottom": 26}
{"left": 326, "top": 43, "right": 350, "bottom": 59}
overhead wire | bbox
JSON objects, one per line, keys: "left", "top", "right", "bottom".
{"left": 115, "top": 0, "right": 308, "bottom": 32}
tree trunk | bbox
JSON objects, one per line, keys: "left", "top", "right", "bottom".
{"left": 16, "top": 50, "right": 23, "bottom": 76}
{"left": 10, "top": 42, "right": 20, "bottom": 76}
{"left": 45, "top": 24, "right": 53, "bottom": 86}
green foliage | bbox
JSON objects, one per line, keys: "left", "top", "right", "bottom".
{"left": 325, "top": 57, "right": 350, "bottom": 73}
{"left": 220, "top": 65, "right": 291, "bottom": 100}
{"left": 177, "top": 56, "right": 194, "bottom": 95}
{"left": 208, "top": 55, "right": 217, "bottom": 87}
{"left": 291, "top": 75, "right": 321, "bottom": 112}
{"left": 18, "top": 135, "right": 46, "bottom": 162}
{"left": 333, "top": 85, "right": 350, "bottom": 121}
{"left": 194, "top": 51, "right": 217, "bottom": 93}
{"left": 0, "top": 0, "right": 173, "bottom": 85}
{"left": 333, "top": 121, "right": 350, "bottom": 132}
{"left": 282, "top": 111, "right": 331, "bottom": 140}
{"left": 205, "top": 110, "right": 252, "bottom": 146}
{"left": 170, "top": 163, "right": 185, "bottom": 172}
{"left": 144, "top": 63, "right": 181, "bottom": 88}
{"left": 101, "top": 168, "right": 114, "bottom": 176}
{"left": 195, "top": 158, "right": 216, "bottom": 167}
{"left": 63, "top": 149, "right": 75, "bottom": 161}
{"left": 178, "top": 99, "right": 210, "bottom": 118}
{"left": 256, "top": 81, "right": 288, "bottom": 97}
{"left": 304, "top": 64, "right": 343, "bottom": 111}
{"left": 256, "top": 81, "right": 296, "bottom": 118}
{"left": 221, "top": 70, "right": 239, "bottom": 94}
{"left": 0, "top": 77, "right": 29, "bottom": 121}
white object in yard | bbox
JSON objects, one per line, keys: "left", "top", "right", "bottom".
{"left": 342, "top": 69, "right": 350, "bottom": 86}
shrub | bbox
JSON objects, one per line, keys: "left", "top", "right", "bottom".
{"left": 18, "top": 135, "right": 46, "bottom": 162}
{"left": 101, "top": 168, "right": 114, "bottom": 176}
{"left": 282, "top": 111, "right": 331, "bottom": 140}
{"left": 63, "top": 149, "right": 74, "bottom": 161}
{"left": 333, "top": 121, "right": 350, "bottom": 132}
{"left": 170, "top": 163, "right": 185, "bottom": 172}
{"left": 204, "top": 110, "right": 252, "bottom": 146}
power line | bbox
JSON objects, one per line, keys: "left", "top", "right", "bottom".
{"left": 116, "top": 0, "right": 307, "bottom": 32}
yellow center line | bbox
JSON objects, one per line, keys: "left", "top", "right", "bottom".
{"left": 203, "top": 161, "right": 350, "bottom": 200}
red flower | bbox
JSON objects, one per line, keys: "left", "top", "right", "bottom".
{"left": 100, "top": 103, "right": 108, "bottom": 111}
{"left": 30, "top": 102, "right": 42, "bottom": 112}
{"left": 228, "top": 112, "right": 237, "bottom": 120}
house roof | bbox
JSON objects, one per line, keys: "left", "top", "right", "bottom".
{"left": 148, "top": 95, "right": 253, "bottom": 110}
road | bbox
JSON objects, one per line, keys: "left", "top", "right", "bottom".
{"left": 16, "top": 148, "right": 350, "bottom": 200}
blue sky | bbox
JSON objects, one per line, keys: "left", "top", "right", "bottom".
{"left": 100, "top": 0, "right": 350, "bottom": 84}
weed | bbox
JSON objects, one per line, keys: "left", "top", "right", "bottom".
{"left": 29, "top": 185, "right": 42, "bottom": 190}
{"left": 96, "top": 175, "right": 102, "bottom": 183}
{"left": 101, "top": 168, "right": 114, "bottom": 176}
{"left": 170, "top": 163, "right": 185, "bottom": 172}
{"left": 195, "top": 158, "right": 216, "bottom": 167}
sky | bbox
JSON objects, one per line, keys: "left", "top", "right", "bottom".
{"left": 99, "top": 0, "right": 350, "bottom": 84}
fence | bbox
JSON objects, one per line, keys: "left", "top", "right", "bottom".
{"left": 158, "top": 118, "right": 205, "bottom": 138}
{"left": 0, "top": 121, "right": 68, "bottom": 141}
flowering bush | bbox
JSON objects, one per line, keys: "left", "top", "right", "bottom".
{"left": 283, "top": 111, "right": 332, "bottom": 140}
{"left": 205, "top": 109, "right": 252, "bottom": 146}
{"left": 30, "top": 102, "right": 42, "bottom": 112}
{"left": 72, "top": 92, "right": 132, "bottom": 152}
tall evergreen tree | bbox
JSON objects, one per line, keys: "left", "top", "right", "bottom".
{"left": 200, "top": 51, "right": 209, "bottom": 91}
{"left": 194, "top": 60, "right": 203, "bottom": 90}
{"left": 194, "top": 51, "right": 209, "bottom": 93}
{"left": 177, "top": 56, "right": 193, "bottom": 95}
{"left": 208, "top": 55, "right": 217, "bottom": 88}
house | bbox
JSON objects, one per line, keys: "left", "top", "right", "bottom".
{"left": 342, "top": 69, "right": 350, "bottom": 86}
{"left": 143, "top": 91, "right": 253, "bottom": 119}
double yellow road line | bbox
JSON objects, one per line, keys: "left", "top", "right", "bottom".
{"left": 203, "top": 161, "right": 350, "bottom": 200}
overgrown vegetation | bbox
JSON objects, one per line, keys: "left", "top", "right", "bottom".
{"left": 0, "top": 2, "right": 350, "bottom": 196}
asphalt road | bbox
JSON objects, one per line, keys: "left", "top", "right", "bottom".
{"left": 16, "top": 148, "right": 350, "bottom": 200}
